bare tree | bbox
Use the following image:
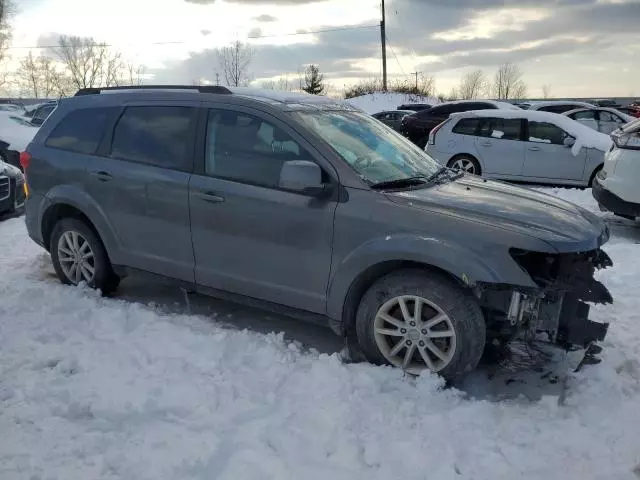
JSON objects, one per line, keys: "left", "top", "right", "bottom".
{"left": 55, "top": 35, "right": 110, "bottom": 89}
{"left": 124, "top": 62, "right": 145, "bottom": 86}
{"left": 302, "top": 64, "right": 325, "bottom": 95}
{"left": 0, "top": 0, "right": 14, "bottom": 90}
{"left": 217, "top": 41, "right": 253, "bottom": 87}
{"left": 492, "top": 62, "right": 527, "bottom": 100}
{"left": 542, "top": 84, "right": 552, "bottom": 99}
{"left": 260, "top": 75, "right": 296, "bottom": 91}
{"left": 17, "top": 51, "right": 57, "bottom": 98}
{"left": 458, "top": 69, "right": 486, "bottom": 100}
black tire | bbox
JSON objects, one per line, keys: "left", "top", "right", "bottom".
{"left": 355, "top": 269, "right": 486, "bottom": 381}
{"left": 50, "top": 218, "right": 120, "bottom": 295}
{"left": 447, "top": 155, "right": 482, "bottom": 176}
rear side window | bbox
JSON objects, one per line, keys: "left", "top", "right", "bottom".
{"left": 111, "top": 106, "right": 196, "bottom": 170}
{"left": 46, "top": 107, "right": 112, "bottom": 154}
{"left": 478, "top": 117, "right": 522, "bottom": 140}
{"left": 452, "top": 118, "right": 481, "bottom": 135}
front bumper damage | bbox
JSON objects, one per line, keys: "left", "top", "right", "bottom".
{"left": 480, "top": 248, "right": 613, "bottom": 352}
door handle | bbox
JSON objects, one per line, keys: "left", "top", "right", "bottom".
{"left": 90, "top": 170, "right": 112, "bottom": 181}
{"left": 480, "top": 141, "right": 492, "bottom": 147}
{"left": 199, "top": 191, "right": 225, "bottom": 203}
{"left": 528, "top": 146, "right": 541, "bottom": 151}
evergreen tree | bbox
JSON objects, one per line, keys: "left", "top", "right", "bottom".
{"left": 302, "top": 64, "right": 325, "bottom": 95}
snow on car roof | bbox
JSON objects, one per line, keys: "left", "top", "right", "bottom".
{"left": 440, "top": 99, "right": 521, "bottom": 110}
{"left": 0, "top": 111, "right": 38, "bottom": 151}
{"left": 527, "top": 100, "right": 595, "bottom": 110}
{"left": 564, "top": 107, "right": 636, "bottom": 124}
{"left": 453, "top": 108, "right": 613, "bottom": 155}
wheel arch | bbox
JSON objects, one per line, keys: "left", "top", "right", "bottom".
{"left": 40, "top": 186, "right": 122, "bottom": 263}
{"left": 325, "top": 234, "right": 530, "bottom": 336}
{"left": 588, "top": 163, "right": 604, "bottom": 187}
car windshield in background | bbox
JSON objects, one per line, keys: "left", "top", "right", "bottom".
{"left": 292, "top": 110, "right": 440, "bottom": 186}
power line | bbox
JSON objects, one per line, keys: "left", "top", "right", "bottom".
{"left": 385, "top": 34, "right": 406, "bottom": 76}
{"left": 5, "top": 24, "right": 380, "bottom": 51}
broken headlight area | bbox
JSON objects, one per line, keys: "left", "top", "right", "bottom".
{"left": 478, "top": 248, "right": 613, "bottom": 352}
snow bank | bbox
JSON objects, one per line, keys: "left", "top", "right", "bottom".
{"left": 0, "top": 112, "right": 38, "bottom": 151}
{"left": 2, "top": 189, "right": 640, "bottom": 479}
{"left": 346, "top": 92, "right": 439, "bottom": 115}
{"left": 459, "top": 109, "right": 613, "bottom": 155}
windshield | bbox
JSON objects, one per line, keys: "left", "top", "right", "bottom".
{"left": 292, "top": 110, "right": 440, "bottom": 185}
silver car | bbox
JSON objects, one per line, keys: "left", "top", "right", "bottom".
{"left": 425, "top": 109, "right": 611, "bottom": 187}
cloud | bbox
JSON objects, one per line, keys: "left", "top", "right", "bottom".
{"left": 152, "top": 0, "right": 639, "bottom": 94}
{"left": 254, "top": 14, "right": 277, "bottom": 22}
{"left": 185, "top": 0, "right": 326, "bottom": 4}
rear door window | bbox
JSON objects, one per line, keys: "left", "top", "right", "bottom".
{"left": 477, "top": 117, "right": 522, "bottom": 140}
{"left": 45, "top": 107, "right": 114, "bottom": 154}
{"left": 110, "top": 106, "right": 197, "bottom": 171}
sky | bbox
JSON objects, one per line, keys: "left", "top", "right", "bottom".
{"left": 7, "top": 0, "right": 640, "bottom": 98}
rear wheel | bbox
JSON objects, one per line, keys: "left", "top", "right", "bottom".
{"left": 50, "top": 218, "right": 120, "bottom": 294}
{"left": 448, "top": 155, "right": 481, "bottom": 176}
{"left": 355, "top": 270, "right": 486, "bottom": 381}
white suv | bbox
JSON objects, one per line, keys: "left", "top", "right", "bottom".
{"left": 592, "top": 119, "right": 640, "bottom": 219}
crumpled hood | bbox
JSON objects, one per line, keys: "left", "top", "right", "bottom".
{"left": 387, "top": 175, "right": 609, "bottom": 252}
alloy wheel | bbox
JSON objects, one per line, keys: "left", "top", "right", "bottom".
{"left": 57, "top": 230, "right": 96, "bottom": 284}
{"left": 450, "top": 158, "right": 477, "bottom": 174}
{"left": 373, "top": 295, "right": 457, "bottom": 374}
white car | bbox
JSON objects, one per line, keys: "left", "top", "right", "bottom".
{"left": 425, "top": 109, "right": 612, "bottom": 187}
{"left": 563, "top": 107, "right": 635, "bottom": 135}
{"left": 592, "top": 118, "right": 640, "bottom": 219}
{"left": 519, "top": 100, "right": 595, "bottom": 113}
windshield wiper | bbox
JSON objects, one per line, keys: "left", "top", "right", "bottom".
{"left": 425, "top": 166, "right": 463, "bottom": 184}
{"left": 370, "top": 176, "right": 429, "bottom": 190}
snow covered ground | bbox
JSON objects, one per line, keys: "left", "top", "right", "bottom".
{"left": 1, "top": 188, "right": 640, "bottom": 480}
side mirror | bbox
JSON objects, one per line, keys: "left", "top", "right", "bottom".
{"left": 564, "top": 136, "right": 576, "bottom": 147}
{"left": 279, "top": 160, "right": 331, "bottom": 197}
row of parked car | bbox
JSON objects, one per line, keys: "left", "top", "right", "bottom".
{"left": 372, "top": 98, "right": 640, "bottom": 220}
{"left": 0, "top": 101, "right": 58, "bottom": 215}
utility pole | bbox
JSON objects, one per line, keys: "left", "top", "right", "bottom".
{"left": 215, "top": 73, "right": 220, "bottom": 86}
{"left": 410, "top": 71, "right": 421, "bottom": 91}
{"left": 381, "top": 0, "right": 387, "bottom": 91}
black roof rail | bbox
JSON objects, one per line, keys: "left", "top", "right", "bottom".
{"left": 74, "top": 85, "right": 233, "bottom": 96}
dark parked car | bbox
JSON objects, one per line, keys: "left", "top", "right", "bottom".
{"left": 29, "top": 101, "right": 57, "bottom": 126}
{"left": 23, "top": 85, "right": 612, "bottom": 380}
{"left": 401, "top": 100, "right": 521, "bottom": 148}
{"left": 0, "top": 158, "right": 25, "bottom": 215}
{"left": 372, "top": 109, "right": 414, "bottom": 131}
{"left": 397, "top": 103, "right": 432, "bottom": 112}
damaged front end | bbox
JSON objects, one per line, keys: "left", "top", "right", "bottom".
{"left": 479, "top": 248, "right": 613, "bottom": 353}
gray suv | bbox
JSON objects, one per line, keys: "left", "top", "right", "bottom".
{"left": 23, "top": 86, "right": 613, "bottom": 380}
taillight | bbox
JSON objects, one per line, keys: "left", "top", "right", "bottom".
{"left": 428, "top": 120, "right": 448, "bottom": 145}
{"left": 20, "top": 151, "right": 31, "bottom": 170}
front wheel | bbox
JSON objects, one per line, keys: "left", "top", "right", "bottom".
{"left": 50, "top": 218, "right": 120, "bottom": 294}
{"left": 355, "top": 270, "right": 486, "bottom": 381}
